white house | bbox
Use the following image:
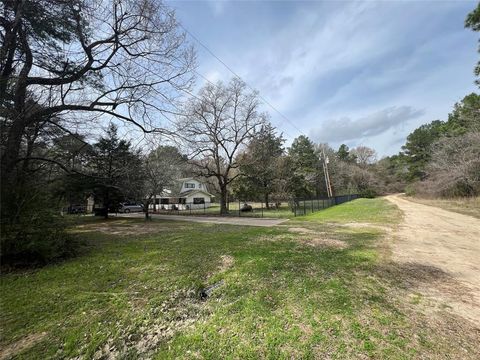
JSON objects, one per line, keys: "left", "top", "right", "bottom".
{"left": 150, "top": 178, "right": 214, "bottom": 210}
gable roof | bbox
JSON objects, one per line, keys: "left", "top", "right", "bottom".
{"left": 177, "top": 177, "right": 197, "bottom": 182}
{"left": 178, "top": 189, "right": 214, "bottom": 198}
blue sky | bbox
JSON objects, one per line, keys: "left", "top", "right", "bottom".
{"left": 167, "top": 0, "right": 478, "bottom": 156}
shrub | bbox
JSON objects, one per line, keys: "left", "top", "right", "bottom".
{"left": 1, "top": 183, "right": 82, "bottom": 267}
{"left": 359, "top": 188, "right": 377, "bottom": 198}
{"left": 1, "top": 210, "right": 81, "bottom": 267}
{"left": 404, "top": 184, "right": 416, "bottom": 196}
{"left": 413, "top": 132, "right": 480, "bottom": 198}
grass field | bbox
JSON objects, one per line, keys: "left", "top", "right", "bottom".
{"left": 1, "top": 198, "right": 478, "bottom": 359}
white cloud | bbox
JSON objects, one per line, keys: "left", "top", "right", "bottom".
{"left": 309, "top": 106, "right": 425, "bottom": 143}
{"left": 206, "top": 0, "right": 228, "bottom": 17}
{"left": 204, "top": 69, "right": 223, "bottom": 83}
{"left": 177, "top": 0, "right": 476, "bottom": 154}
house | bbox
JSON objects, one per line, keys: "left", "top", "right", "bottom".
{"left": 150, "top": 178, "right": 214, "bottom": 210}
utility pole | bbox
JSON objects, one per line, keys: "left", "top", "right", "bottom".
{"left": 321, "top": 148, "right": 334, "bottom": 198}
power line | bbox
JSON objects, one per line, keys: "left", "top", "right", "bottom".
{"left": 178, "top": 13, "right": 340, "bottom": 191}
{"left": 178, "top": 23, "right": 305, "bottom": 137}
{"left": 188, "top": 67, "right": 297, "bottom": 139}
{"left": 161, "top": 49, "right": 297, "bottom": 139}
{"left": 164, "top": 3, "right": 306, "bottom": 138}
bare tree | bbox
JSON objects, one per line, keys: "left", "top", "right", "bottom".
{"left": 419, "top": 132, "right": 480, "bottom": 197}
{"left": 351, "top": 146, "right": 377, "bottom": 168}
{"left": 1, "top": 0, "right": 196, "bottom": 230}
{"left": 1, "top": 0, "right": 195, "bottom": 187}
{"left": 179, "top": 78, "right": 266, "bottom": 214}
{"left": 142, "top": 145, "right": 185, "bottom": 220}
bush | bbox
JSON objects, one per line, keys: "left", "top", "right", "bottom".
{"left": 359, "top": 188, "right": 377, "bottom": 198}
{"left": 1, "top": 210, "right": 81, "bottom": 267}
{"left": 413, "top": 132, "right": 480, "bottom": 198}
{"left": 404, "top": 184, "right": 416, "bottom": 196}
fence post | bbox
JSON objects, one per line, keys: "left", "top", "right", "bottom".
{"left": 311, "top": 198, "right": 314, "bottom": 213}
{"left": 303, "top": 200, "right": 306, "bottom": 215}
{"left": 261, "top": 202, "right": 264, "bottom": 218}
{"left": 238, "top": 200, "right": 241, "bottom": 217}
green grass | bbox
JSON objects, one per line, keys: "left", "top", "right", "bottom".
{"left": 301, "top": 197, "right": 402, "bottom": 224}
{"left": 1, "top": 198, "right": 477, "bottom": 359}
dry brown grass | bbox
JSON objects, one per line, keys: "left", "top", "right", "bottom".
{"left": 404, "top": 196, "right": 480, "bottom": 219}
{"left": 0, "top": 333, "right": 47, "bottom": 360}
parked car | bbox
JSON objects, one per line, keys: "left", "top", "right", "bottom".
{"left": 240, "top": 203, "right": 253, "bottom": 212}
{"left": 118, "top": 203, "right": 144, "bottom": 213}
{"left": 66, "top": 204, "right": 86, "bottom": 214}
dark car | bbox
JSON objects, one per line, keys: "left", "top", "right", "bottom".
{"left": 67, "top": 204, "right": 86, "bottom": 214}
{"left": 240, "top": 203, "right": 253, "bottom": 212}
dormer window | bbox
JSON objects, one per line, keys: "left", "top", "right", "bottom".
{"left": 185, "top": 183, "right": 195, "bottom": 189}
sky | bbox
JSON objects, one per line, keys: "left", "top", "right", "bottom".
{"left": 167, "top": 0, "right": 478, "bottom": 156}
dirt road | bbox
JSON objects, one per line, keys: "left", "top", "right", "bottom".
{"left": 386, "top": 194, "right": 480, "bottom": 325}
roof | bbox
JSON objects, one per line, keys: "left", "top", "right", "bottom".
{"left": 178, "top": 189, "right": 215, "bottom": 198}
{"left": 176, "top": 177, "right": 196, "bottom": 182}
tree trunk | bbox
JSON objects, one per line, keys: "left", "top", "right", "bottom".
{"left": 144, "top": 197, "right": 150, "bottom": 221}
{"left": 1, "top": 116, "right": 26, "bottom": 180}
{"left": 104, "top": 187, "right": 109, "bottom": 219}
{"left": 264, "top": 192, "right": 270, "bottom": 209}
{"left": 144, "top": 203, "right": 149, "bottom": 220}
{"left": 220, "top": 185, "right": 228, "bottom": 215}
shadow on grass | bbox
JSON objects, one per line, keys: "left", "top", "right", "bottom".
{"left": 378, "top": 262, "right": 452, "bottom": 288}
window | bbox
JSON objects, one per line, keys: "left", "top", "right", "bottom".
{"left": 193, "top": 198, "right": 205, "bottom": 204}
{"left": 160, "top": 198, "right": 169, "bottom": 204}
{"left": 185, "top": 183, "right": 195, "bottom": 188}
{"left": 179, "top": 198, "right": 186, "bottom": 204}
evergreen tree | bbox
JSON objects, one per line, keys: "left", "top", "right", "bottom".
{"left": 88, "top": 124, "right": 143, "bottom": 219}
{"left": 234, "top": 124, "right": 284, "bottom": 207}
{"left": 337, "top": 144, "right": 350, "bottom": 161}
{"left": 286, "top": 135, "right": 319, "bottom": 198}
{"left": 402, "top": 120, "right": 445, "bottom": 180}
{"left": 446, "top": 93, "right": 480, "bottom": 134}
{"left": 465, "top": 2, "right": 480, "bottom": 85}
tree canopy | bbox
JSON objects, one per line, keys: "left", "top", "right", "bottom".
{"left": 465, "top": 2, "right": 480, "bottom": 85}
{"left": 233, "top": 123, "right": 284, "bottom": 207}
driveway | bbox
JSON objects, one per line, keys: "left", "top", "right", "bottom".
{"left": 115, "top": 213, "right": 288, "bottom": 227}
{"left": 386, "top": 194, "right": 480, "bottom": 324}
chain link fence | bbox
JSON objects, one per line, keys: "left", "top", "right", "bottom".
{"left": 147, "top": 194, "right": 359, "bottom": 218}
{"left": 292, "top": 194, "right": 359, "bottom": 216}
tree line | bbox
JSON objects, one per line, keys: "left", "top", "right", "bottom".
{"left": 392, "top": 93, "right": 479, "bottom": 197}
